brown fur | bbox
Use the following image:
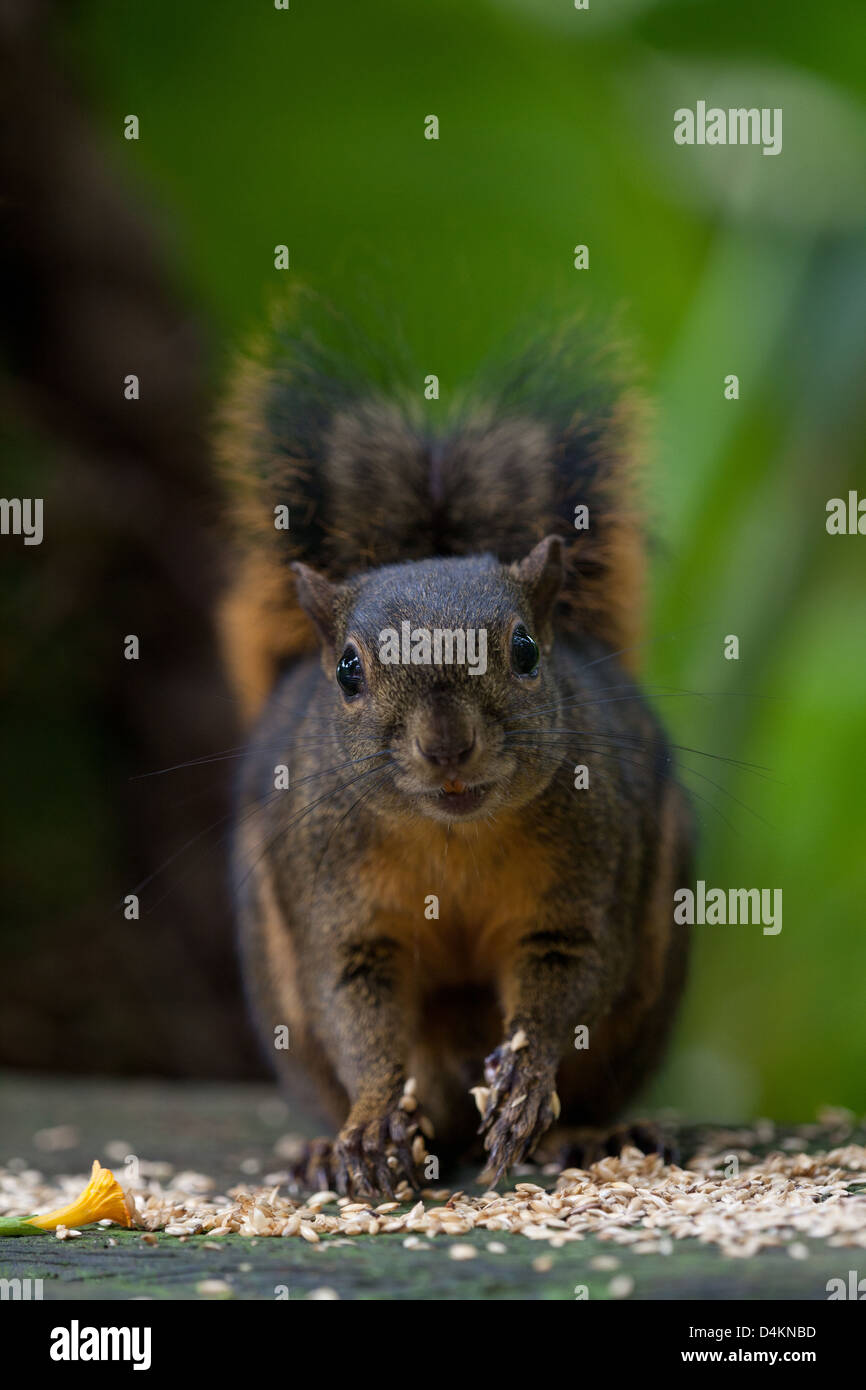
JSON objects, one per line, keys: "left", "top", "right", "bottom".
{"left": 222, "top": 307, "right": 692, "bottom": 1194}
{"left": 218, "top": 320, "right": 647, "bottom": 722}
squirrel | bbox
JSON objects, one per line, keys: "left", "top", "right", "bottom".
{"left": 217, "top": 298, "right": 694, "bottom": 1197}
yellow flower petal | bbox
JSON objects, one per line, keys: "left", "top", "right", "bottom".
{"left": 29, "top": 1160, "right": 133, "bottom": 1231}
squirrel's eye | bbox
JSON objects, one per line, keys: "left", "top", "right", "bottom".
{"left": 511, "top": 624, "right": 540, "bottom": 677}
{"left": 336, "top": 646, "right": 365, "bottom": 698}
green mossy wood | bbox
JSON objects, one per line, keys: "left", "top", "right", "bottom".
{"left": 2, "top": 1076, "right": 862, "bottom": 1301}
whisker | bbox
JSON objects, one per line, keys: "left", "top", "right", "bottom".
{"left": 504, "top": 726, "right": 776, "bottom": 779}
{"left": 234, "top": 760, "right": 394, "bottom": 897}
{"left": 312, "top": 766, "right": 397, "bottom": 886}
{"left": 506, "top": 685, "right": 780, "bottom": 727}
{"left": 127, "top": 753, "right": 393, "bottom": 904}
{"left": 505, "top": 733, "right": 768, "bottom": 831}
{"left": 505, "top": 736, "right": 741, "bottom": 837}
{"left": 500, "top": 681, "right": 709, "bottom": 725}
{"left": 579, "top": 620, "right": 719, "bottom": 673}
{"left": 139, "top": 756, "right": 396, "bottom": 920}
{"left": 274, "top": 749, "right": 397, "bottom": 795}
{"left": 130, "top": 731, "right": 350, "bottom": 780}
{"left": 129, "top": 784, "right": 285, "bottom": 912}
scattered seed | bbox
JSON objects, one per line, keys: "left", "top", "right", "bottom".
{"left": 4, "top": 1122, "right": 864, "bottom": 1257}
{"left": 608, "top": 1274, "right": 635, "bottom": 1299}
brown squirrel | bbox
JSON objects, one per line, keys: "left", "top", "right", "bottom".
{"left": 218, "top": 299, "right": 693, "bottom": 1196}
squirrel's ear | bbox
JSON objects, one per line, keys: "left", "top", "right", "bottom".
{"left": 510, "top": 534, "right": 563, "bottom": 632}
{"left": 291, "top": 562, "right": 338, "bottom": 650}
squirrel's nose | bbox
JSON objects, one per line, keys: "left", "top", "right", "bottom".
{"left": 415, "top": 731, "right": 476, "bottom": 768}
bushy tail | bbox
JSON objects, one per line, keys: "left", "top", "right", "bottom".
{"left": 217, "top": 292, "right": 646, "bottom": 721}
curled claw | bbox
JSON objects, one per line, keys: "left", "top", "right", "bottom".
{"left": 306, "top": 1137, "right": 334, "bottom": 1192}
{"left": 286, "top": 1137, "right": 335, "bottom": 1194}
{"left": 478, "top": 1043, "right": 517, "bottom": 1131}
{"left": 387, "top": 1108, "right": 421, "bottom": 1192}
{"left": 334, "top": 1126, "right": 376, "bottom": 1199}
{"left": 339, "top": 1111, "right": 424, "bottom": 1197}
{"left": 363, "top": 1118, "right": 397, "bottom": 1199}
{"left": 286, "top": 1087, "right": 430, "bottom": 1199}
{"left": 480, "top": 1093, "right": 553, "bottom": 1186}
{"left": 333, "top": 1140, "right": 350, "bottom": 1197}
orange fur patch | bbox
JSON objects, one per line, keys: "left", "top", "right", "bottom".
{"left": 355, "top": 814, "right": 557, "bottom": 990}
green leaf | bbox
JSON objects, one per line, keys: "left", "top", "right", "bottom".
{"left": 0, "top": 1216, "right": 44, "bottom": 1237}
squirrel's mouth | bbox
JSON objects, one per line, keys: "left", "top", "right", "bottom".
{"left": 431, "top": 778, "right": 490, "bottom": 816}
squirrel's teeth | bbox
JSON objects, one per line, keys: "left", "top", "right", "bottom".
{"left": 442, "top": 779, "right": 467, "bottom": 794}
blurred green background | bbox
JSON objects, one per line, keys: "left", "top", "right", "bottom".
{"left": 3, "top": 0, "right": 864, "bottom": 1119}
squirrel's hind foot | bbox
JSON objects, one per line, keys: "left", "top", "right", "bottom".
{"left": 533, "top": 1119, "right": 680, "bottom": 1171}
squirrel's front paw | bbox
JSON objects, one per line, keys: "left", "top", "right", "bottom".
{"left": 474, "top": 1032, "right": 560, "bottom": 1186}
{"left": 333, "top": 1092, "right": 428, "bottom": 1199}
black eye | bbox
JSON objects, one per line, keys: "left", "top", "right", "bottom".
{"left": 336, "top": 646, "right": 365, "bottom": 698}
{"left": 511, "top": 624, "right": 540, "bottom": 677}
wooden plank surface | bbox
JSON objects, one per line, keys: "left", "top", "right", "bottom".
{"left": 2, "top": 1073, "right": 861, "bottom": 1301}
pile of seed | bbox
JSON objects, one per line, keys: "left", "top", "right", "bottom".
{"left": 3, "top": 1139, "right": 865, "bottom": 1258}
